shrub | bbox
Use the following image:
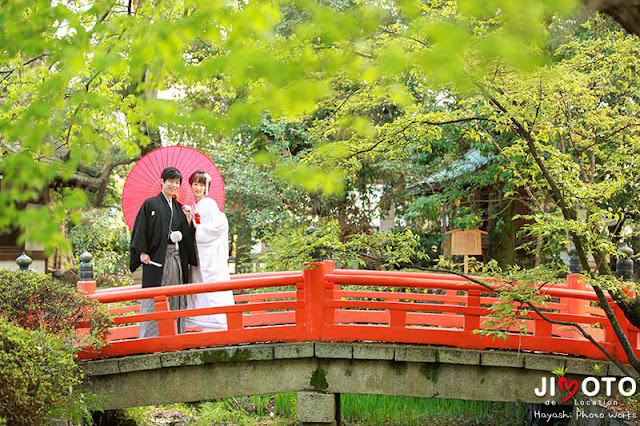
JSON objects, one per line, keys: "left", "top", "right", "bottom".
{"left": 0, "top": 269, "right": 111, "bottom": 350}
{"left": 0, "top": 317, "right": 80, "bottom": 425}
{"left": 0, "top": 269, "right": 111, "bottom": 424}
{"left": 68, "top": 208, "right": 132, "bottom": 286}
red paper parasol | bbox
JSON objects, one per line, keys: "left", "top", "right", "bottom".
{"left": 122, "top": 146, "right": 225, "bottom": 231}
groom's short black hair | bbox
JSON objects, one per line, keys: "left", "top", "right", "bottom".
{"left": 161, "top": 167, "right": 183, "bottom": 183}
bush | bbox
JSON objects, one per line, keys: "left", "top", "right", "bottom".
{"left": 0, "top": 270, "right": 111, "bottom": 424}
{"left": 0, "top": 269, "right": 111, "bottom": 350}
{"left": 0, "top": 317, "right": 80, "bottom": 425}
{"left": 68, "top": 208, "right": 132, "bottom": 286}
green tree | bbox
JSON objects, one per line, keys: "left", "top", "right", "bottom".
{"left": 0, "top": 269, "right": 110, "bottom": 423}
{"left": 1, "top": 0, "right": 628, "bottom": 253}
{"left": 237, "top": 5, "right": 640, "bottom": 374}
{"left": 67, "top": 208, "right": 132, "bottom": 284}
{"left": 467, "top": 17, "right": 640, "bottom": 373}
{"left": 259, "top": 219, "right": 422, "bottom": 271}
{"left": 0, "top": 269, "right": 110, "bottom": 350}
{"left": 374, "top": 11, "right": 640, "bottom": 372}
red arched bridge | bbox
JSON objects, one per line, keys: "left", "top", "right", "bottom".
{"left": 77, "top": 260, "right": 639, "bottom": 365}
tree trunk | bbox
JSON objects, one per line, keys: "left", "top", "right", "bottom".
{"left": 234, "top": 214, "right": 253, "bottom": 274}
{"left": 586, "top": 0, "right": 640, "bottom": 36}
{"left": 47, "top": 220, "right": 77, "bottom": 274}
{"left": 488, "top": 198, "right": 516, "bottom": 269}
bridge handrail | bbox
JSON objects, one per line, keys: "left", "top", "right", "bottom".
{"left": 92, "top": 271, "right": 302, "bottom": 295}
{"left": 78, "top": 261, "right": 639, "bottom": 365}
{"left": 327, "top": 272, "right": 609, "bottom": 303}
{"left": 91, "top": 274, "right": 303, "bottom": 303}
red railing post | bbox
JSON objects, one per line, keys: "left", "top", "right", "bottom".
{"left": 333, "top": 280, "right": 342, "bottom": 324}
{"left": 324, "top": 261, "right": 336, "bottom": 329}
{"left": 566, "top": 274, "right": 586, "bottom": 315}
{"left": 75, "top": 280, "right": 97, "bottom": 341}
{"left": 389, "top": 309, "right": 407, "bottom": 328}
{"left": 296, "top": 281, "right": 306, "bottom": 330}
{"left": 563, "top": 274, "right": 587, "bottom": 338}
{"left": 535, "top": 316, "right": 552, "bottom": 337}
{"left": 464, "top": 289, "right": 481, "bottom": 332}
{"left": 227, "top": 312, "right": 243, "bottom": 330}
{"left": 303, "top": 260, "right": 332, "bottom": 341}
{"left": 387, "top": 292, "right": 405, "bottom": 328}
{"left": 154, "top": 295, "right": 177, "bottom": 336}
{"left": 77, "top": 280, "right": 97, "bottom": 295}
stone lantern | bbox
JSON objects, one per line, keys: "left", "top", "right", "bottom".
{"left": 615, "top": 244, "right": 634, "bottom": 281}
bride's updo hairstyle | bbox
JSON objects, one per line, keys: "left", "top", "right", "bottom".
{"left": 189, "top": 170, "right": 212, "bottom": 194}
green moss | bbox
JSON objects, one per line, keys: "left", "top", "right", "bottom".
{"left": 198, "top": 348, "right": 253, "bottom": 364}
{"left": 391, "top": 361, "right": 408, "bottom": 375}
{"left": 420, "top": 364, "right": 440, "bottom": 383}
{"left": 344, "top": 361, "right": 355, "bottom": 377}
{"left": 310, "top": 367, "right": 329, "bottom": 390}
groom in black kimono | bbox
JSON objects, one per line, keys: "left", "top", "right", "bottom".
{"left": 129, "top": 166, "right": 197, "bottom": 337}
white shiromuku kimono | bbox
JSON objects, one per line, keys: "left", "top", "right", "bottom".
{"left": 186, "top": 197, "right": 235, "bottom": 331}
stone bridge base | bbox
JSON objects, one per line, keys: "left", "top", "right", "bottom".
{"left": 79, "top": 342, "right": 636, "bottom": 425}
{"left": 297, "top": 391, "right": 339, "bottom": 425}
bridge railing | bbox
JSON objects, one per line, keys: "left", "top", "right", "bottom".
{"left": 77, "top": 261, "right": 639, "bottom": 364}
{"left": 322, "top": 265, "right": 638, "bottom": 363}
{"left": 78, "top": 271, "right": 306, "bottom": 359}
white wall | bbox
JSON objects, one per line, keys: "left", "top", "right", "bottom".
{"left": 0, "top": 259, "right": 46, "bottom": 273}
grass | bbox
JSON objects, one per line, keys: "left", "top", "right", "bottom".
{"left": 121, "top": 393, "right": 525, "bottom": 425}
{"left": 123, "top": 400, "right": 286, "bottom": 425}
{"left": 340, "top": 394, "right": 525, "bottom": 425}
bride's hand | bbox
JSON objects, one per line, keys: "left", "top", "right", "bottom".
{"left": 182, "top": 205, "right": 193, "bottom": 222}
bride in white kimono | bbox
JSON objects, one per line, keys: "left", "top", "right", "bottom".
{"left": 183, "top": 170, "right": 235, "bottom": 331}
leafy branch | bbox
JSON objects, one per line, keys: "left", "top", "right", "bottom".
{"left": 477, "top": 83, "right": 640, "bottom": 374}
{"left": 348, "top": 116, "right": 496, "bottom": 159}
{"left": 425, "top": 267, "right": 634, "bottom": 375}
